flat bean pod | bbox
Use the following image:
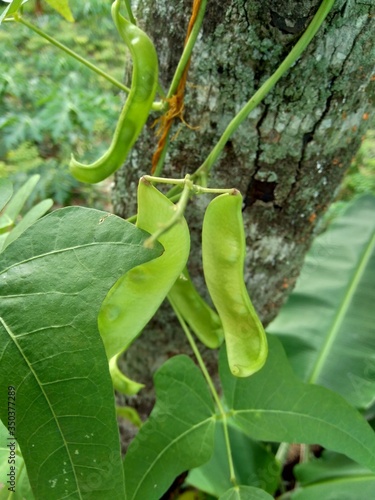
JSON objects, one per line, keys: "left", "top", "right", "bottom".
{"left": 69, "top": 0, "right": 158, "bottom": 183}
{"left": 168, "top": 267, "right": 224, "bottom": 349}
{"left": 202, "top": 191, "right": 268, "bottom": 377}
{"left": 98, "top": 177, "right": 190, "bottom": 365}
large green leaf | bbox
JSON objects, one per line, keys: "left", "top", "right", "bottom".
{"left": 290, "top": 451, "right": 375, "bottom": 499}
{"left": 290, "top": 476, "right": 375, "bottom": 500}
{"left": 123, "top": 355, "right": 216, "bottom": 500}
{"left": 267, "top": 195, "right": 375, "bottom": 409}
{"left": 187, "top": 422, "right": 280, "bottom": 496}
{"left": 219, "top": 486, "right": 274, "bottom": 500}
{"left": 220, "top": 335, "right": 375, "bottom": 472}
{"left": 0, "top": 207, "right": 163, "bottom": 499}
{"left": 0, "top": 179, "right": 12, "bottom": 213}
{"left": 0, "top": 420, "right": 34, "bottom": 499}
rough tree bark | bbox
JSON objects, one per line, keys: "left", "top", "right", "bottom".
{"left": 111, "top": 0, "right": 374, "bottom": 434}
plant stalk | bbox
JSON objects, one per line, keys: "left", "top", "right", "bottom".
{"left": 168, "top": 295, "right": 237, "bottom": 485}
{"left": 166, "top": 0, "right": 208, "bottom": 99}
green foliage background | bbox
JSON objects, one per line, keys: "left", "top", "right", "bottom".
{"left": 0, "top": 0, "right": 124, "bottom": 206}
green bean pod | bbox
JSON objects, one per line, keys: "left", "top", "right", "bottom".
{"left": 109, "top": 352, "right": 145, "bottom": 395}
{"left": 202, "top": 191, "right": 268, "bottom": 377}
{"left": 168, "top": 267, "right": 224, "bottom": 349}
{"left": 98, "top": 177, "right": 190, "bottom": 363}
{"left": 69, "top": 0, "right": 158, "bottom": 183}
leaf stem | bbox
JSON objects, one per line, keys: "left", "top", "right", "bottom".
{"left": 300, "top": 444, "right": 310, "bottom": 463}
{"left": 275, "top": 442, "right": 290, "bottom": 464}
{"left": 168, "top": 295, "right": 237, "bottom": 486}
{"left": 168, "top": 296, "right": 222, "bottom": 410}
{"left": 143, "top": 174, "right": 235, "bottom": 194}
{"left": 193, "top": 0, "right": 335, "bottom": 179}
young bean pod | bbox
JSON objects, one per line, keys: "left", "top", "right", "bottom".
{"left": 168, "top": 267, "right": 224, "bottom": 349}
{"left": 98, "top": 177, "right": 190, "bottom": 371}
{"left": 202, "top": 191, "right": 268, "bottom": 377}
{"left": 69, "top": 0, "right": 158, "bottom": 183}
{"left": 109, "top": 352, "right": 145, "bottom": 396}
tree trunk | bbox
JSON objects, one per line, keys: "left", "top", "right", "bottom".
{"left": 112, "top": 0, "right": 374, "bottom": 434}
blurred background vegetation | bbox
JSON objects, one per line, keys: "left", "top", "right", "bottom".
{"left": 0, "top": 0, "right": 374, "bottom": 217}
{"left": 0, "top": 0, "right": 124, "bottom": 209}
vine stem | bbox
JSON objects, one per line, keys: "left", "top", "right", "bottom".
{"left": 166, "top": 0, "right": 208, "bottom": 100}
{"left": 168, "top": 296, "right": 237, "bottom": 486}
{"left": 13, "top": 14, "right": 164, "bottom": 111}
{"left": 275, "top": 442, "right": 290, "bottom": 464}
{"left": 124, "top": 0, "right": 136, "bottom": 25}
{"left": 192, "top": 0, "right": 336, "bottom": 179}
{"left": 151, "top": 0, "right": 208, "bottom": 175}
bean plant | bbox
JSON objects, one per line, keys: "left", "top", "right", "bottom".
{"left": 0, "top": 1, "right": 375, "bottom": 499}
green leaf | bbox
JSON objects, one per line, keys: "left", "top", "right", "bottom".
{"left": 0, "top": 176, "right": 51, "bottom": 253}
{"left": 187, "top": 422, "right": 280, "bottom": 496}
{"left": 0, "top": 176, "right": 34, "bottom": 236}
{"left": 0, "top": 178, "right": 13, "bottom": 212}
{"left": 1, "top": 198, "right": 53, "bottom": 251}
{"left": 0, "top": 420, "right": 34, "bottom": 499}
{"left": 0, "top": 175, "right": 40, "bottom": 226}
{"left": 44, "top": 0, "right": 74, "bottom": 22}
{"left": 0, "top": 0, "right": 27, "bottom": 25}
{"left": 291, "top": 477, "right": 375, "bottom": 500}
{"left": 0, "top": 207, "right": 163, "bottom": 499}
{"left": 219, "top": 485, "right": 274, "bottom": 500}
{"left": 124, "top": 355, "right": 216, "bottom": 500}
{"left": 291, "top": 452, "right": 375, "bottom": 499}
{"left": 220, "top": 335, "right": 375, "bottom": 473}
{"left": 295, "top": 450, "right": 374, "bottom": 483}
{"left": 268, "top": 195, "right": 375, "bottom": 409}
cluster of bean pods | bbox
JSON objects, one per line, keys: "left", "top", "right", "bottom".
{"left": 98, "top": 179, "right": 267, "bottom": 394}
{"left": 72, "top": 1, "right": 268, "bottom": 386}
